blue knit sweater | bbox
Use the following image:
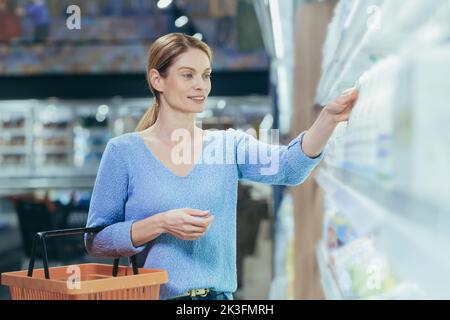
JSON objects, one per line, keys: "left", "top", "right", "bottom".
{"left": 85, "top": 128, "right": 323, "bottom": 299}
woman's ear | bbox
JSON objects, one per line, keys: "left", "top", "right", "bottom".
{"left": 149, "top": 69, "right": 164, "bottom": 93}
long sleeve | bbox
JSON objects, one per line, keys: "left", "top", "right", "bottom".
{"left": 85, "top": 140, "right": 145, "bottom": 258}
{"left": 233, "top": 129, "right": 324, "bottom": 186}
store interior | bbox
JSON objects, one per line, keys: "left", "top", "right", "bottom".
{"left": 1, "top": 0, "right": 450, "bottom": 300}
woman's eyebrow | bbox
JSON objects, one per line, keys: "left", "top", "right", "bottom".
{"left": 178, "top": 66, "right": 212, "bottom": 72}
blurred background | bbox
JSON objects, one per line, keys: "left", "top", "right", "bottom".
{"left": 1, "top": 0, "right": 450, "bottom": 300}
{"left": 0, "top": 0, "right": 273, "bottom": 300}
{"left": 0, "top": 0, "right": 267, "bottom": 73}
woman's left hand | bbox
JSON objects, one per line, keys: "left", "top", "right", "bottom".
{"left": 323, "top": 87, "right": 359, "bottom": 123}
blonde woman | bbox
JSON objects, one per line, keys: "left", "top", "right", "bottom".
{"left": 85, "top": 33, "right": 358, "bottom": 300}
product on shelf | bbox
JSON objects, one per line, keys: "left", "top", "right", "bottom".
{"left": 329, "top": 238, "right": 391, "bottom": 299}
{"left": 324, "top": 208, "right": 356, "bottom": 250}
{"left": 391, "top": 45, "right": 450, "bottom": 205}
{"left": 0, "top": 107, "right": 31, "bottom": 173}
{"left": 1, "top": 113, "right": 26, "bottom": 129}
{"left": 325, "top": 55, "right": 401, "bottom": 182}
{"left": 34, "top": 105, "right": 74, "bottom": 168}
{"left": 0, "top": 136, "right": 26, "bottom": 146}
{"left": 0, "top": 155, "right": 26, "bottom": 166}
{"left": 316, "top": 0, "right": 449, "bottom": 105}
{"left": 326, "top": 43, "right": 450, "bottom": 206}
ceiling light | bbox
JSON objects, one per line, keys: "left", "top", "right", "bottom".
{"left": 193, "top": 33, "right": 203, "bottom": 40}
{"left": 217, "top": 100, "right": 226, "bottom": 109}
{"left": 175, "top": 16, "right": 189, "bottom": 28}
{"left": 157, "top": 0, "right": 172, "bottom": 9}
{"left": 98, "top": 104, "right": 109, "bottom": 115}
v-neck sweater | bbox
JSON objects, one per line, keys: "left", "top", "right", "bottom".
{"left": 85, "top": 128, "right": 323, "bottom": 299}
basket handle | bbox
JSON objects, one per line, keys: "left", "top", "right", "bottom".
{"left": 27, "top": 227, "right": 139, "bottom": 279}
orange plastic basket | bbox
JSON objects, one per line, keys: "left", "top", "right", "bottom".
{"left": 0, "top": 227, "right": 168, "bottom": 300}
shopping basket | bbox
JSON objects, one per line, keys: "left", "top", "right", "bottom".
{"left": 0, "top": 227, "right": 168, "bottom": 300}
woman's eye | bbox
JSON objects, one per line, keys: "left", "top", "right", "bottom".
{"left": 182, "top": 73, "right": 193, "bottom": 79}
{"left": 203, "top": 74, "right": 212, "bottom": 80}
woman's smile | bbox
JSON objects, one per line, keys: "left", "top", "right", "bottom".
{"left": 188, "top": 96, "right": 206, "bottom": 104}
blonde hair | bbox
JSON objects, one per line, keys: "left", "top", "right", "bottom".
{"left": 135, "top": 33, "right": 213, "bottom": 131}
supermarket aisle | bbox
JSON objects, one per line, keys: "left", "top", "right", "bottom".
{"left": 1, "top": 0, "right": 450, "bottom": 301}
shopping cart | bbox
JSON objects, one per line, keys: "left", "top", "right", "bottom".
{"left": 0, "top": 227, "right": 168, "bottom": 300}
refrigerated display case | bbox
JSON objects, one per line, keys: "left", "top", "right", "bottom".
{"left": 0, "top": 101, "right": 33, "bottom": 178}
{"left": 33, "top": 103, "right": 75, "bottom": 175}
{"left": 315, "top": 0, "right": 450, "bottom": 299}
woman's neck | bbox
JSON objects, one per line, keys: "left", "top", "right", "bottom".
{"left": 144, "top": 105, "right": 202, "bottom": 142}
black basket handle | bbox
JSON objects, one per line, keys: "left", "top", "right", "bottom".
{"left": 27, "top": 227, "right": 139, "bottom": 279}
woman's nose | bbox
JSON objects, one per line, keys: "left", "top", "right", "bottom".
{"left": 193, "top": 75, "right": 206, "bottom": 90}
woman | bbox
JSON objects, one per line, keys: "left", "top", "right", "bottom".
{"left": 85, "top": 33, "right": 358, "bottom": 300}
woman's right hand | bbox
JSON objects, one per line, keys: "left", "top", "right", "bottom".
{"left": 161, "top": 208, "right": 214, "bottom": 241}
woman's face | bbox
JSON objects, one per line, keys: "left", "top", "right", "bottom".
{"left": 158, "top": 48, "right": 212, "bottom": 114}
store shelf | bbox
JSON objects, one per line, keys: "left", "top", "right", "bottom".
{"left": 317, "top": 166, "right": 449, "bottom": 236}
{"left": 0, "top": 97, "right": 270, "bottom": 193}
{"left": 314, "top": 0, "right": 450, "bottom": 299}
{"left": 315, "top": 0, "right": 448, "bottom": 106}
{"left": 34, "top": 130, "right": 73, "bottom": 138}
{"left": 33, "top": 146, "right": 74, "bottom": 154}
{"left": 0, "top": 147, "right": 29, "bottom": 155}
{"left": 0, "top": 167, "right": 31, "bottom": 179}
{"left": 82, "top": 128, "right": 110, "bottom": 134}
{"left": 315, "top": 0, "right": 382, "bottom": 105}
{"left": 316, "top": 242, "right": 344, "bottom": 300}
{"left": 0, "top": 128, "right": 27, "bottom": 137}
{"left": 316, "top": 167, "right": 386, "bottom": 235}
{"left": 33, "top": 165, "right": 100, "bottom": 176}
{"left": 0, "top": 177, "right": 96, "bottom": 195}
{"left": 316, "top": 166, "right": 450, "bottom": 298}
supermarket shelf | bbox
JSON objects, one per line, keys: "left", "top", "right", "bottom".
{"left": 33, "top": 146, "right": 74, "bottom": 153}
{"left": 83, "top": 128, "right": 110, "bottom": 134}
{"left": 34, "top": 130, "right": 73, "bottom": 138}
{"left": 0, "top": 177, "right": 96, "bottom": 195}
{"left": 316, "top": 167, "right": 385, "bottom": 235}
{"left": 317, "top": 166, "right": 449, "bottom": 236}
{"left": 76, "top": 145, "right": 106, "bottom": 151}
{"left": 0, "top": 168, "right": 32, "bottom": 178}
{"left": 323, "top": 31, "right": 369, "bottom": 104}
{"left": 37, "top": 127, "right": 73, "bottom": 132}
{"left": 315, "top": 0, "right": 447, "bottom": 106}
{"left": 316, "top": 166, "right": 450, "bottom": 299}
{"left": 0, "top": 146, "right": 29, "bottom": 154}
{"left": 0, "top": 128, "right": 27, "bottom": 137}
{"left": 33, "top": 166, "right": 99, "bottom": 176}
{"left": 316, "top": 242, "right": 343, "bottom": 300}
{"left": 315, "top": 0, "right": 377, "bottom": 105}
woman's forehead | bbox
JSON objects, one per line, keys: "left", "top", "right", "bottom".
{"left": 172, "top": 49, "right": 211, "bottom": 71}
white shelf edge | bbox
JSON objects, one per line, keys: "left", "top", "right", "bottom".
{"left": 316, "top": 167, "right": 386, "bottom": 235}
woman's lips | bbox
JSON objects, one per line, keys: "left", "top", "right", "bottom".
{"left": 188, "top": 96, "right": 205, "bottom": 103}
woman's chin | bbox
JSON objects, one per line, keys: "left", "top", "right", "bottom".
{"left": 191, "top": 104, "right": 206, "bottom": 113}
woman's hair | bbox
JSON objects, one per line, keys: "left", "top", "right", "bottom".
{"left": 135, "top": 33, "right": 213, "bottom": 131}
